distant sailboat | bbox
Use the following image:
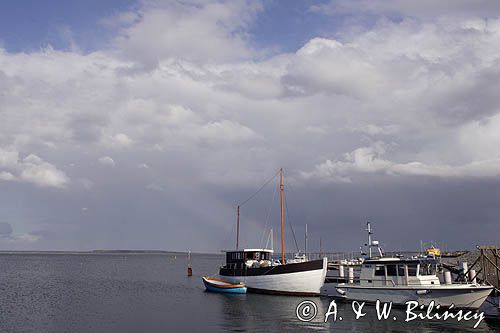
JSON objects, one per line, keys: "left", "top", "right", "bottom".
{"left": 218, "top": 169, "right": 327, "bottom": 296}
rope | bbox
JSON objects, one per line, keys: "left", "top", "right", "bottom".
{"left": 285, "top": 192, "right": 300, "bottom": 253}
{"left": 238, "top": 170, "right": 280, "bottom": 207}
{"left": 259, "top": 181, "right": 278, "bottom": 248}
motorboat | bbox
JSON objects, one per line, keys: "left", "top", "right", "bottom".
{"left": 322, "top": 222, "right": 493, "bottom": 309}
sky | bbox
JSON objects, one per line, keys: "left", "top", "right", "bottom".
{"left": 1, "top": 0, "right": 500, "bottom": 253}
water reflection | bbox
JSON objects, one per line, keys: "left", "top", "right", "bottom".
{"left": 210, "top": 292, "right": 498, "bottom": 332}
{"left": 212, "top": 293, "right": 327, "bottom": 331}
{"left": 0, "top": 253, "right": 497, "bottom": 333}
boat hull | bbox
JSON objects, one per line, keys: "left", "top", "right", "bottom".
{"left": 202, "top": 277, "right": 247, "bottom": 294}
{"left": 204, "top": 283, "right": 247, "bottom": 294}
{"left": 219, "top": 258, "right": 327, "bottom": 296}
{"left": 329, "top": 284, "right": 493, "bottom": 310}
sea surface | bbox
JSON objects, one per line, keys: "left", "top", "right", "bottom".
{"left": 0, "top": 253, "right": 498, "bottom": 332}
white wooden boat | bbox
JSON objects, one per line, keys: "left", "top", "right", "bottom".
{"left": 218, "top": 169, "right": 327, "bottom": 296}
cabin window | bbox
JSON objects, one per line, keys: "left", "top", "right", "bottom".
{"left": 228, "top": 252, "right": 244, "bottom": 261}
{"left": 374, "top": 265, "right": 385, "bottom": 276}
{"left": 386, "top": 264, "right": 397, "bottom": 276}
{"left": 397, "top": 265, "right": 405, "bottom": 276}
{"left": 408, "top": 264, "right": 417, "bottom": 276}
{"left": 253, "top": 252, "right": 260, "bottom": 260}
{"left": 419, "top": 263, "right": 436, "bottom": 276}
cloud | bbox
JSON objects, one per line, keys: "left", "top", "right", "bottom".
{"left": 0, "top": 222, "right": 40, "bottom": 243}
{"left": 20, "top": 154, "right": 70, "bottom": 188}
{"left": 102, "top": 133, "right": 133, "bottom": 148}
{"left": 98, "top": 156, "right": 115, "bottom": 166}
{"left": 283, "top": 38, "right": 384, "bottom": 99}
{"left": 0, "top": 171, "right": 16, "bottom": 181}
{"left": 347, "top": 124, "right": 399, "bottom": 136}
{"left": 192, "top": 120, "right": 258, "bottom": 144}
{"left": 313, "top": 0, "right": 500, "bottom": 20}
{"left": 0, "top": 148, "right": 69, "bottom": 188}
{"left": 109, "top": 0, "right": 263, "bottom": 66}
{"left": 1, "top": 1, "right": 500, "bottom": 250}
{"left": 146, "top": 183, "right": 164, "bottom": 192}
{"left": 303, "top": 142, "right": 500, "bottom": 182}
{"left": 0, "top": 222, "right": 13, "bottom": 236}
{"left": 15, "top": 233, "right": 42, "bottom": 243}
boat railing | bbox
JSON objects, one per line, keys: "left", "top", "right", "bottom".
{"left": 343, "top": 277, "right": 479, "bottom": 287}
{"left": 341, "top": 277, "right": 396, "bottom": 287}
{"left": 342, "top": 277, "right": 464, "bottom": 287}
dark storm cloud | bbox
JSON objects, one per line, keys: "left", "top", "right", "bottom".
{"left": 208, "top": 174, "right": 500, "bottom": 253}
{"left": 0, "top": 222, "right": 13, "bottom": 236}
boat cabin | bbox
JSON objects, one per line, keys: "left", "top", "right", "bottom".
{"left": 222, "top": 249, "right": 274, "bottom": 269}
{"left": 359, "top": 257, "right": 440, "bottom": 287}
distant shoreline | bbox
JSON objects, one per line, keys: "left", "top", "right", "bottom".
{"left": 0, "top": 249, "right": 471, "bottom": 257}
{"left": 0, "top": 250, "right": 221, "bottom": 255}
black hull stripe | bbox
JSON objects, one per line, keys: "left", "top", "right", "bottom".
{"left": 220, "top": 259, "right": 324, "bottom": 277}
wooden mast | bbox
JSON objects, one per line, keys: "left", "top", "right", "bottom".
{"left": 280, "top": 168, "right": 285, "bottom": 264}
{"left": 236, "top": 205, "right": 240, "bottom": 249}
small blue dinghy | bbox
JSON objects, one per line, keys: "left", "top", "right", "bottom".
{"left": 202, "top": 276, "right": 247, "bottom": 294}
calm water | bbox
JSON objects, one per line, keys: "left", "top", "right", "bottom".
{"left": 0, "top": 253, "right": 498, "bottom": 332}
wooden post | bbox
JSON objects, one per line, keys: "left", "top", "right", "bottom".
{"left": 495, "top": 248, "right": 499, "bottom": 289}
{"left": 187, "top": 251, "right": 192, "bottom": 277}
{"left": 480, "top": 248, "right": 486, "bottom": 283}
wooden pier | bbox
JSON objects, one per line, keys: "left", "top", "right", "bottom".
{"left": 456, "top": 246, "right": 500, "bottom": 289}
{"left": 449, "top": 246, "right": 500, "bottom": 318}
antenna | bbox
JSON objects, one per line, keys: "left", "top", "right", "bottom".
{"left": 365, "top": 221, "right": 384, "bottom": 258}
{"left": 265, "top": 228, "right": 274, "bottom": 251}
{"left": 270, "top": 228, "right": 274, "bottom": 251}
{"left": 319, "top": 236, "right": 323, "bottom": 257}
{"left": 305, "top": 224, "right": 308, "bottom": 260}
{"left": 366, "top": 221, "right": 372, "bottom": 259}
{"left": 280, "top": 168, "right": 285, "bottom": 264}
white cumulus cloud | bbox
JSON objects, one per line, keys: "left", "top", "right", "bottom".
{"left": 98, "top": 156, "right": 115, "bottom": 166}
{"left": 0, "top": 148, "right": 69, "bottom": 188}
